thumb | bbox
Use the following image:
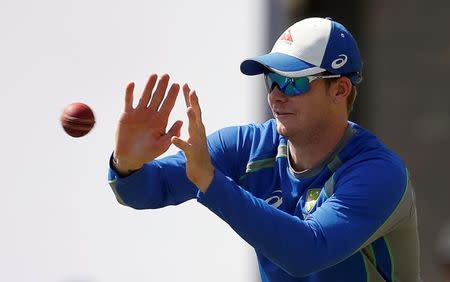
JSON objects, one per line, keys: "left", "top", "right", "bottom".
{"left": 158, "top": 120, "right": 183, "bottom": 146}
{"left": 171, "top": 136, "right": 191, "bottom": 153}
{"left": 167, "top": 120, "right": 183, "bottom": 138}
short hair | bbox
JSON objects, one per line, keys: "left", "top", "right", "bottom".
{"left": 346, "top": 86, "right": 357, "bottom": 115}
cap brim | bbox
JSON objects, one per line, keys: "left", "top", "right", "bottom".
{"left": 240, "top": 52, "right": 325, "bottom": 77}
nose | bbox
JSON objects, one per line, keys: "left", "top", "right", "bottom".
{"left": 269, "top": 86, "right": 288, "bottom": 103}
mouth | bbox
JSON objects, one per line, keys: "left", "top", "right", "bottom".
{"left": 274, "top": 110, "right": 294, "bottom": 118}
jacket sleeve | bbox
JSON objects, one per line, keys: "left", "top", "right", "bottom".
{"left": 196, "top": 158, "right": 408, "bottom": 277}
{"left": 108, "top": 151, "right": 198, "bottom": 209}
{"left": 107, "top": 125, "right": 252, "bottom": 209}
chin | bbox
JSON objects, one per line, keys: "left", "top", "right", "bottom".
{"left": 275, "top": 121, "right": 291, "bottom": 137}
{"left": 275, "top": 118, "right": 307, "bottom": 139}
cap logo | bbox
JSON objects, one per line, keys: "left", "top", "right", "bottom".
{"left": 331, "top": 54, "right": 348, "bottom": 69}
{"left": 279, "top": 29, "right": 293, "bottom": 44}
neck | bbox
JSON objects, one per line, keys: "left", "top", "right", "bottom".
{"left": 288, "top": 119, "right": 348, "bottom": 171}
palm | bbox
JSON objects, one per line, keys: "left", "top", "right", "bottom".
{"left": 114, "top": 74, "right": 182, "bottom": 170}
{"left": 117, "top": 112, "right": 167, "bottom": 163}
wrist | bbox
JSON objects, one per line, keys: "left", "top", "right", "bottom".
{"left": 112, "top": 153, "right": 143, "bottom": 176}
{"left": 197, "top": 167, "right": 215, "bottom": 193}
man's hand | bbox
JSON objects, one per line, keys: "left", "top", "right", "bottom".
{"left": 171, "top": 84, "right": 214, "bottom": 192}
{"left": 114, "top": 74, "right": 182, "bottom": 174}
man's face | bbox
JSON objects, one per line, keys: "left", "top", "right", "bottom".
{"left": 267, "top": 78, "right": 334, "bottom": 139}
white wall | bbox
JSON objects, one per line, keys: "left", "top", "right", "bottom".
{"left": 0, "top": 1, "right": 267, "bottom": 281}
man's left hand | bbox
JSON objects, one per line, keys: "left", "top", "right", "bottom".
{"left": 171, "top": 84, "right": 214, "bottom": 192}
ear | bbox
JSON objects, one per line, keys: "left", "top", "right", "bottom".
{"left": 333, "top": 77, "right": 352, "bottom": 105}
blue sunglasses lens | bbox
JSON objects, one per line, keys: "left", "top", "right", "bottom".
{"left": 264, "top": 73, "right": 310, "bottom": 96}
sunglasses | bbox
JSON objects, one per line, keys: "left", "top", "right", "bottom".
{"left": 264, "top": 72, "right": 341, "bottom": 96}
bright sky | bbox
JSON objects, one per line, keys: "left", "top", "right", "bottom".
{"left": 0, "top": 1, "right": 268, "bottom": 281}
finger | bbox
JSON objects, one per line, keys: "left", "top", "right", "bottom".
{"left": 189, "top": 90, "right": 203, "bottom": 126}
{"left": 182, "top": 84, "right": 191, "bottom": 107}
{"left": 159, "top": 83, "right": 180, "bottom": 116}
{"left": 158, "top": 120, "right": 183, "bottom": 147}
{"left": 137, "top": 74, "right": 158, "bottom": 109}
{"left": 124, "top": 82, "right": 135, "bottom": 112}
{"left": 167, "top": 120, "right": 183, "bottom": 138}
{"left": 189, "top": 90, "right": 200, "bottom": 112}
{"left": 148, "top": 74, "right": 170, "bottom": 111}
{"left": 171, "top": 136, "right": 191, "bottom": 153}
{"left": 186, "top": 106, "right": 204, "bottom": 141}
{"left": 186, "top": 106, "right": 198, "bottom": 132}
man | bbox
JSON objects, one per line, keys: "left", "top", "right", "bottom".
{"left": 108, "top": 17, "right": 421, "bottom": 281}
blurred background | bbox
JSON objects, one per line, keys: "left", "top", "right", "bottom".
{"left": 1, "top": 0, "right": 449, "bottom": 281}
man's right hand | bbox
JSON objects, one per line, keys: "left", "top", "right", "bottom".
{"left": 113, "top": 73, "right": 182, "bottom": 175}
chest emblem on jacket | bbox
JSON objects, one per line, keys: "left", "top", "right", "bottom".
{"left": 305, "top": 189, "right": 321, "bottom": 213}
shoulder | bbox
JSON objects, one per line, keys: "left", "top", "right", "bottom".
{"left": 207, "top": 119, "right": 278, "bottom": 149}
{"left": 336, "top": 154, "right": 407, "bottom": 192}
{"left": 343, "top": 122, "right": 406, "bottom": 169}
{"left": 334, "top": 122, "right": 408, "bottom": 203}
{"left": 206, "top": 119, "right": 279, "bottom": 180}
{"left": 211, "top": 119, "right": 277, "bottom": 137}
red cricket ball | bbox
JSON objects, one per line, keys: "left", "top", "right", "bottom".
{"left": 60, "top": 102, "right": 95, "bottom": 137}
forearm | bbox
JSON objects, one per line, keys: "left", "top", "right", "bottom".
{"left": 108, "top": 153, "right": 198, "bottom": 209}
{"left": 197, "top": 169, "right": 350, "bottom": 277}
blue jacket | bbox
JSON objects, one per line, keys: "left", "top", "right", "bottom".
{"left": 108, "top": 119, "right": 420, "bottom": 281}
